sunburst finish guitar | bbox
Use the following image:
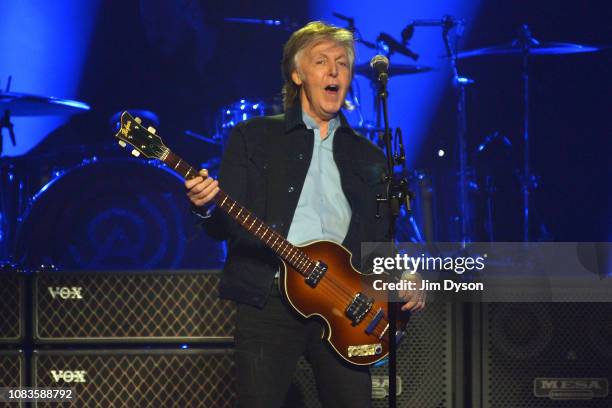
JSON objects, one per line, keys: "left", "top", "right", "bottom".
{"left": 114, "top": 111, "right": 409, "bottom": 366}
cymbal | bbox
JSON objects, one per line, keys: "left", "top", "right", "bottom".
{"left": 457, "top": 41, "right": 604, "bottom": 59}
{"left": 354, "top": 63, "right": 433, "bottom": 78}
{"left": 0, "top": 92, "right": 90, "bottom": 116}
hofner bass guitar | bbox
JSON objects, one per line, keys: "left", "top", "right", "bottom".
{"left": 114, "top": 111, "right": 409, "bottom": 366}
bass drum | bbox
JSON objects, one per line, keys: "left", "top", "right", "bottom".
{"left": 15, "top": 158, "right": 225, "bottom": 270}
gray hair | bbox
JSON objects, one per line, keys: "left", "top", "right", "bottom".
{"left": 281, "top": 21, "right": 355, "bottom": 111}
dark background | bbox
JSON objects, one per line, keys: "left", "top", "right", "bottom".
{"left": 2, "top": 0, "right": 610, "bottom": 267}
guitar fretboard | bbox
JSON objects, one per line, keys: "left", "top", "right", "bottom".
{"left": 163, "top": 150, "right": 316, "bottom": 276}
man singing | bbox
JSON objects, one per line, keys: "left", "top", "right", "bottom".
{"left": 186, "top": 21, "right": 425, "bottom": 408}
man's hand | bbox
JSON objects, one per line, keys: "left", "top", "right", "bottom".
{"left": 185, "top": 169, "right": 219, "bottom": 207}
{"left": 399, "top": 272, "right": 426, "bottom": 312}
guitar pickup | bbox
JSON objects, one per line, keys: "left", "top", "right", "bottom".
{"left": 345, "top": 292, "right": 374, "bottom": 326}
{"left": 305, "top": 261, "right": 327, "bottom": 288}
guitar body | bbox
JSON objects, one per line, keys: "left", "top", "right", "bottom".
{"left": 279, "top": 240, "right": 409, "bottom": 366}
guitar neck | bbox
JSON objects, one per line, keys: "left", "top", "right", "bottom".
{"left": 163, "top": 150, "right": 314, "bottom": 276}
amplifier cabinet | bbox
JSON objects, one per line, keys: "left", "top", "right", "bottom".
{"left": 0, "top": 350, "right": 25, "bottom": 408}
{"left": 33, "top": 270, "right": 235, "bottom": 343}
{"left": 479, "top": 302, "right": 612, "bottom": 408}
{"left": 0, "top": 269, "right": 24, "bottom": 343}
{"left": 32, "top": 348, "right": 235, "bottom": 407}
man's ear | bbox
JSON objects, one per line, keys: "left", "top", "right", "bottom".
{"left": 291, "top": 70, "right": 303, "bottom": 86}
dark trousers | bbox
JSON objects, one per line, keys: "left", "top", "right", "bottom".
{"left": 234, "top": 283, "right": 372, "bottom": 408}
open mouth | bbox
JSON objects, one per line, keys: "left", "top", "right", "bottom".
{"left": 325, "top": 84, "right": 339, "bottom": 93}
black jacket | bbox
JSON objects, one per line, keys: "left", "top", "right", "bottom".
{"left": 201, "top": 103, "right": 391, "bottom": 307}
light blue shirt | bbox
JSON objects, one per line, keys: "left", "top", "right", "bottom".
{"left": 286, "top": 111, "right": 352, "bottom": 247}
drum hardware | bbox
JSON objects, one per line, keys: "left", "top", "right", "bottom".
{"left": 184, "top": 130, "right": 220, "bottom": 146}
{"left": 332, "top": 12, "right": 378, "bottom": 50}
{"left": 213, "top": 98, "right": 283, "bottom": 147}
{"left": 353, "top": 63, "right": 434, "bottom": 80}
{"left": 0, "top": 91, "right": 90, "bottom": 117}
{"left": 223, "top": 16, "right": 300, "bottom": 32}
{"left": 0, "top": 77, "right": 91, "bottom": 261}
{"left": 14, "top": 158, "right": 226, "bottom": 270}
{"left": 0, "top": 75, "right": 90, "bottom": 156}
{"left": 457, "top": 24, "right": 604, "bottom": 241}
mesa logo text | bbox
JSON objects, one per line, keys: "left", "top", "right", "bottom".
{"left": 534, "top": 378, "right": 608, "bottom": 400}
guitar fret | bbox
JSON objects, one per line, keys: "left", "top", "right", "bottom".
{"left": 174, "top": 159, "right": 182, "bottom": 170}
{"left": 228, "top": 202, "right": 236, "bottom": 213}
{"left": 220, "top": 196, "right": 228, "bottom": 207}
{"left": 249, "top": 218, "right": 256, "bottom": 230}
{"left": 236, "top": 208, "right": 243, "bottom": 219}
{"left": 243, "top": 214, "right": 250, "bottom": 224}
{"left": 255, "top": 224, "right": 262, "bottom": 235}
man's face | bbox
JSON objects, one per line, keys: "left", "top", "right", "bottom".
{"left": 292, "top": 40, "right": 351, "bottom": 122}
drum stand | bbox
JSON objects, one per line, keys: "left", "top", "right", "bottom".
{"left": 517, "top": 24, "right": 538, "bottom": 242}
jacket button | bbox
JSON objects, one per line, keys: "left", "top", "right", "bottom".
{"left": 288, "top": 186, "right": 295, "bottom": 193}
{"left": 298, "top": 153, "right": 304, "bottom": 160}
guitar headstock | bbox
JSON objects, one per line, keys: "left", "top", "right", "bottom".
{"left": 114, "top": 111, "right": 167, "bottom": 160}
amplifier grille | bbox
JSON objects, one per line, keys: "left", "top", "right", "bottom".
{"left": 0, "top": 271, "right": 23, "bottom": 342}
{"left": 33, "top": 349, "right": 234, "bottom": 407}
{"left": 35, "top": 271, "right": 234, "bottom": 342}
{"left": 483, "top": 302, "right": 612, "bottom": 408}
{"left": 0, "top": 351, "right": 25, "bottom": 408}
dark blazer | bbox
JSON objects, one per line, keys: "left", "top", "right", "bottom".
{"left": 201, "top": 102, "right": 392, "bottom": 307}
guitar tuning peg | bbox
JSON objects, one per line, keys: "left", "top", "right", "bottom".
{"left": 131, "top": 149, "right": 141, "bottom": 157}
{"left": 134, "top": 117, "right": 142, "bottom": 124}
{"left": 118, "top": 140, "right": 127, "bottom": 148}
{"left": 147, "top": 126, "right": 156, "bottom": 134}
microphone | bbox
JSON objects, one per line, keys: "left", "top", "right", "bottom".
{"left": 370, "top": 55, "right": 389, "bottom": 84}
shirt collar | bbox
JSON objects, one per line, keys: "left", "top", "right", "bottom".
{"left": 302, "top": 110, "right": 341, "bottom": 138}
{"left": 284, "top": 98, "right": 354, "bottom": 136}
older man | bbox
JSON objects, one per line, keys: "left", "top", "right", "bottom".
{"left": 186, "top": 21, "right": 424, "bottom": 408}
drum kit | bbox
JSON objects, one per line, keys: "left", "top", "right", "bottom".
{"left": 0, "top": 19, "right": 606, "bottom": 267}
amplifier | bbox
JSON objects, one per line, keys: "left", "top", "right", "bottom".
{"left": 32, "top": 348, "right": 234, "bottom": 407}
{"left": 0, "top": 268, "right": 24, "bottom": 343}
{"left": 0, "top": 350, "right": 25, "bottom": 408}
{"left": 479, "top": 302, "right": 612, "bottom": 408}
{"left": 33, "top": 270, "right": 234, "bottom": 343}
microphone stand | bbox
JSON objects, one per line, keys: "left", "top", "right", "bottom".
{"left": 374, "top": 68, "right": 413, "bottom": 408}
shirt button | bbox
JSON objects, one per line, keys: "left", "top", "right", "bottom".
{"left": 288, "top": 186, "right": 295, "bottom": 193}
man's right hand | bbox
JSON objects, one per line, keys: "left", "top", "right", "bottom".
{"left": 185, "top": 169, "right": 220, "bottom": 207}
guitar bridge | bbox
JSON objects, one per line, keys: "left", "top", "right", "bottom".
{"left": 305, "top": 261, "right": 327, "bottom": 288}
{"left": 345, "top": 292, "right": 374, "bottom": 326}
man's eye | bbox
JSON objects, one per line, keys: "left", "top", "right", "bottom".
{"left": 339, "top": 61, "right": 348, "bottom": 67}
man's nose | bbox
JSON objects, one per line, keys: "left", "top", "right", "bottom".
{"left": 328, "top": 63, "right": 338, "bottom": 77}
